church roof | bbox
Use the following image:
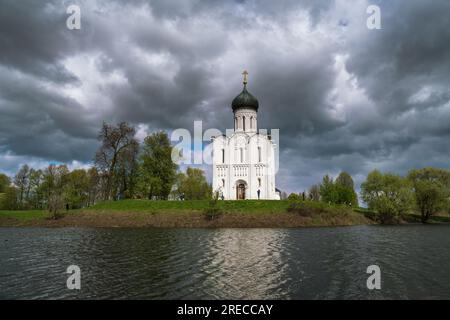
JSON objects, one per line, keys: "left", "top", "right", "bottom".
{"left": 231, "top": 71, "right": 259, "bottom": 112}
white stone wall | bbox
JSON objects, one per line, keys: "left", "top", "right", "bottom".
{"left": 212, "top": 131, "right": 278, "bottom": 200}
{"left": 233, "top": 108, "right": 258, "bottom": 133}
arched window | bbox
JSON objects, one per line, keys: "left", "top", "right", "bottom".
{"left": 250, "top": 116, "right": 253, "bottom": 129}
{"left": 243, "top": 116, "right": 246, "bottom": 131}
{"left": 222, "top": 179, "right": 225, "bottom": 187}
{"left": 222, "top": 149, "right": 225, "bottom": 163}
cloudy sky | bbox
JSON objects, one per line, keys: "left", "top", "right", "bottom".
{"left": 1, "top": 0, "right": 449, "bottom": 194}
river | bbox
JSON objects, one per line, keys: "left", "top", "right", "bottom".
{"left": 0, "top": 225, "right": 449, "bottom": 299}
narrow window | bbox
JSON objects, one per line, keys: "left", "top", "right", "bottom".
{"left": 222, "top": 179, "right": 225, "bottom": 187}
{"left": 222, "top": 149, "right": 225, "bottom": 164}
{"left": 240, "top": 148, "right": 244, "bottom": 163}
{"left": 258, "top": 146, "right": 261, "bottom": 163}
{"left": 250, "top": 116, "right": 253, "bottom": 129}
{"left": 258, "top": 178, "right": 261, "bottom": 187}
{"left": 235, "top": 117, "right": 237, "bottom": 130}
{"left": 243, "top": 116, "right": 246, "bottom": 131}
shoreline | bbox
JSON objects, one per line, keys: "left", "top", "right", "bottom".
{"left": 1, "top": 200, "right": 448, "bottom": 229}
{"left": 0, "top": 210, "right": 375, "bottom": 229}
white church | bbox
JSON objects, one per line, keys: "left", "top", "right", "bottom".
{"left": 212, "top": 71, "right": 280, "bottom": 200}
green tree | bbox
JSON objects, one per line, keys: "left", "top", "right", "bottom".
{"left": 87, "top": 167, "right": 101, "bottom": 206}
{"left": 361, "top": 170, "right": 414, "bottom": 224}
{"left": 308, "top": 184, "right": 321, "bottom": 201}
{"left": 335, "top": 172, "right": 358, "bottom": 206}
{"left": 0, "top": 173, "right": 10, "bottom": 193}
{"left": 336, "top": 171, "right": 354, "bottom": 189}
{"left": 41, "top": 165, "right": 70, "bottom": 218}
{"left": 66, "top": 169, "right": 90, "bottom": 209}
{"left": 408, "top": 167, "right": 450, "bottom": 223}
{"left": 203, "top": 191, "right": 223, "bottom": 220}
{"left": 179, "top": 167, "right": 211, "bottom": 200}
{"left": 170, "top": 172, "right": 187, "bottom": 200}
{"left": 14, "top": 164, "right": 30, "bottom": 208}
{"left": 320, "top": 175, "right": 338, "bottom": 204}
{"left": 0, "top": 186, "right": 18, "bottom": 210}
{"left": 139, "top": 131, "right": 178, "bottom": 200}
{"left": 114, "top": 140, "right": 139, "bottom": 199}
{"left": 28, "top": 169, "right": 44, "bottom": 209}
{"left": 94, "top": 122, "right": 139, "bottom": 200}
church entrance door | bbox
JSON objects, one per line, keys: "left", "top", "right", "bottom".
{"left": 237, "top": 183, "right": 246, "bottom": 200}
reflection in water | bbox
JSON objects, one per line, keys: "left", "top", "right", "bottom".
{"left": 0, "top": 225, "right": 449, "bottom": 299}
{"left": 199, "top": 229, "right": 288, "bottom": 299}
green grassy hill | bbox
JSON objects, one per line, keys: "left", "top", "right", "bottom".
{"left": 1, "top": 199, "right": 448, "bottom": 228}
{"left": 89, "top": 199, "right": 290, "bottom": 214}
{"left": 0, "top": 199, "right": 373, "bottom": 228}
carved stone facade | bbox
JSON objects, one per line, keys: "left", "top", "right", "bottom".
{"left": 211, "top": 73, "right": 279, "bottom": 200}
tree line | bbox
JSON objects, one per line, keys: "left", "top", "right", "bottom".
{"left": 0, "top": 122, "right": 211, "bottom": 214}
{"left": 361, "top": 168, "right": 450, "bottom": 224}
{"left": 288, "top": 168, "right": 450, "bottom": 224}
{"left": 0, "top": 122, "right": 449, "bottom": 224}
{"left": 288, "top": 172, "right": 359, "bottom": 206}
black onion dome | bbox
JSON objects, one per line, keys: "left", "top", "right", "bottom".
{"left": 231, "top": 84, "right": 259, "bottom": 112}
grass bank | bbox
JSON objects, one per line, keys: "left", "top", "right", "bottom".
{"left": 0, "top": 199, "right": 372, "bottom": 228}
{"left": 0, "top": 200, "right": 448, "bottom": 228}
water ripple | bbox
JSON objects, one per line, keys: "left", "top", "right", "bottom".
{"left": 0, "top": 225, "right": 450, "bottom": 299}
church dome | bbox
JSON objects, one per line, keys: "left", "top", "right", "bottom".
{"left": 232, "top": 85, "right": 259, "bottom": 111}
{"left": 231, "top": 71, "right": 259, "bottom": 112}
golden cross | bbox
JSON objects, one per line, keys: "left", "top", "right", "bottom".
{"left": 242, "top": 70, "right": 248, "bottom": 85}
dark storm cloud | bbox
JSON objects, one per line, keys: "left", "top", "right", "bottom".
{"left": 0, "top": 0, "right": 449, "bottom": 193}
{"left": 0, "top": 65, "right": 98, "bottom": 161}
{"left": 0, "top": 1, "right": 79, "bottom": 83}
{"left": 346, "top": 0, "right": 450, "bottom": 116}
{"left": 335, "top": 0, "right": 450, "bottom": 181}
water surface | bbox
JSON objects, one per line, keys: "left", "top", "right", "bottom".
{"left": 0, "top": 225, "right": 449, "bottom": 299}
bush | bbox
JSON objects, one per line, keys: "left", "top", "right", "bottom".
{"left": 203, "top": 193, "right": 223, "bottom": 221}
{"left": 353, "top": 207, "right": 378, "bottom": 221}
{"left": 0, "top": 193, "right": 4, "bottom": 209}
{"left": 0, "top": 187, "right": 18, "bottom": 210}
{"left": 370, "top": 195, "right": 403, "bottom": 224}
{"left": 287, "top": 201, "right": 313, "bottom": 217}
{"left": 288, "top": 200, "right": 352, "bottom": 219}
{"left": 287, "top": 193, "right": 301, "bottom": 201}
{"left": 48, "top": 193, "right": 66, "bottom": 220}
